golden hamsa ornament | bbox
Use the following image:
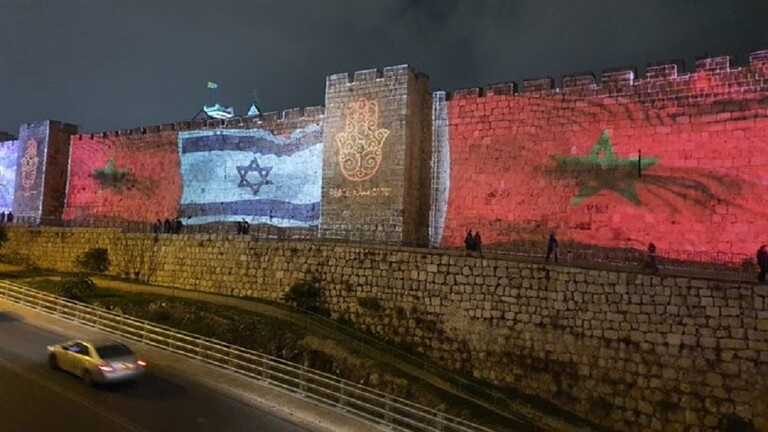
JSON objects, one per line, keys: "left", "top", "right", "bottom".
{"left": 335, "top": 98, "right": 389, "bottom": 181}
{"left": 20, "top": 138, "right": 39, "bottom": 190}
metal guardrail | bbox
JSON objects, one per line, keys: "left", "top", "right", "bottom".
{"left": 0, "top": 280, "right": 494, "bottom": 432}
{"left": 288, "top": 306, "right": 516, "bottom": 411}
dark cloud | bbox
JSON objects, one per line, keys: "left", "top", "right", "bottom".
{"left": 1, "top": 0, "right": 767, "bottom": 134}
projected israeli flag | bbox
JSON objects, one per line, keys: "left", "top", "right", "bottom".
{"left": 178, "top": 124, "right": 323, "bottom": 226}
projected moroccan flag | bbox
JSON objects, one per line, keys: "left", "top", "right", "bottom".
{"left": 63, "top": 132, "right": 181, "bottom": 222}
{"left": 441, "top": 92, "right": 768, "bottom": 258}
{"left": 178, "top": 124, "right": 323, "bottom": 226}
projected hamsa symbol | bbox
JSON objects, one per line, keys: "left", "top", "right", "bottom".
{"left": 20, "top": 138, "right": 39, "bottom": 190}
{"left": 335, "top": 98, "right": 389, "bottom": 181}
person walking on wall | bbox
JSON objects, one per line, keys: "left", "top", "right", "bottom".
{"left": 546, "top": 233, "right": 559, "bottom": 262}
{"left": 473, "top": 231, "right": 482, "bottom": 256}
{"left": 642, "top": 242, "right": 659, "bottom": 273}
{"left": 757, "top": 244, "right": 768, "bottom": 283}
{"left": 464, "top": 229, "right": 475, "bottom": 253}
{"left": 174, "top": 217, "right": 183, "bottom": 234}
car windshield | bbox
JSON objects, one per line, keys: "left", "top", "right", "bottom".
{"left": 95, "top": 344, "right": 134, "bottom": 359}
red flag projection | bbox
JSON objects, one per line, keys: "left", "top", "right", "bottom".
{"left": 62, "top": 131, "right": 181, "bottom": 222}
{"left": 442, "top": 62, "right": 768, "bottom": 259}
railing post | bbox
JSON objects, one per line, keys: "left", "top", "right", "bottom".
{"left": 338, "top": 382, "right": 347, "bottom": 410}
{"left": 436, "top": 411, "right": 445, "bottom": 432}
{"left": 299, "top": 366, "right": 307, "bottom": 394}
{"left": 261, "top": 359, "right": 269, "bottom": 382}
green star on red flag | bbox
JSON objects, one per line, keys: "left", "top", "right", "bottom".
{"left": 550, "top": 131, "right": 658, "bottom": 206}
{"left": 92, "top": 157, "right": 132, "bottom": 191}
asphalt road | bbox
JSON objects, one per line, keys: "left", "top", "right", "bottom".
{"left": 0, "top": 311, "right": 314, "bottom": 432}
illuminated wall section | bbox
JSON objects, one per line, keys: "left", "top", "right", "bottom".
{"left": 63, "top": 129, "right": 181, "bottom": 222}
{"left": 439, "top": 52, "right": 768, "bottom": 258}
{"left": 0, "top": 138, "right": 19, "bottom": 212}
{"left": 178, "top": 123, "right": 323, "bottom": 226}
{"left": 13, "top": 123, "right": 48, "bottom": 219}
{"left": 42, "top": 121, "right": 78, "bottom": 219}
{"left": 13, "top": 121, "right": 78, "bottom": 220}
{"left": 320, "top": 66, "right": 432, "bottom": 246}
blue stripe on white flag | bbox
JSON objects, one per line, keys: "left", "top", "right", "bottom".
{"left": 180, "top": 199, "right": 319, "bottom": 222}
{"left": 179, "top": 124, "right": 323, "bottom": 155}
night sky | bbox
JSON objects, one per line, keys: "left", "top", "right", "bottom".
{"left": 1, "top": 0, "right": 767, "bottom": 135}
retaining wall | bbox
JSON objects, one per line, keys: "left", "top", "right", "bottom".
{"left": 2, "top": 226, "right": 766, "bottom": 431}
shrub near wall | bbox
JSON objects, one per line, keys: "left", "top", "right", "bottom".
{"left": 2, "top": 226, "right": 766, "bottom": 431}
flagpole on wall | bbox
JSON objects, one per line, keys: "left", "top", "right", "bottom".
{"left": 207, "top": 81, "right": 218, "bottom": 105}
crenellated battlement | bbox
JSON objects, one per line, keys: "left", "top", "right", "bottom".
{"left": 326, "top": 64, "right": 413, "bottom": 87}
{"left": 73, "top": 105, "right": 325, "bottom": 140}
{"left": 485, "top": 82, "right": 517, "bottom": 96}
{"left": 21, "top": 120, "right": 79, "bottom": 133}
{"left": 562, "top": 72, "right": 596, "bottom": 90}
{"left": 694, "top": 54, "right": 733, "bottom": 72}
{"left": 444, "top": 49, "right": 768, "bottom": 100}
{"left": 0, "top": 131, "right": 18, "bottom": 141}
{"left": 521, "top": 77, "right": 556, "bottom": 94}
{"left": 645, "top": 61, "right": 683, "bottom": 80}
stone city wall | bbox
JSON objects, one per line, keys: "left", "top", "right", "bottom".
{"left": 2, "top": 226, "right": 765, "bottom": 431}
{"left": 62, "top": 106, "right": 325, "bottom": 225}
{"left": 438, "top": 51, "right": 768, "bottom": 259}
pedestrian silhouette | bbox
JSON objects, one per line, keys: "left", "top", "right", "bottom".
{"left": 757, "top": 244, "right": 768, "bottom": 283}
{"left": 464, "top": 230, "right": 475, "bottom": 252}
{"left": 642, "top": 242, "right": 659, "bottom": 273}
{"left": 473, "top": 231, "right": 482, "bottom": 255}
{"left": 546, "top": 233, "right": 558, "bottom": 262}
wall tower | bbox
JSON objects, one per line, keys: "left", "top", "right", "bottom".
{"left": 319, "top": 65, "right": 432, "bottom": 246}
{"left": 13, "top": 121, "right": 78, "bottom": 221}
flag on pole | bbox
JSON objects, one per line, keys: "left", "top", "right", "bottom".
{"left": 206, "top": 81, "right": 219, "bottom": 89}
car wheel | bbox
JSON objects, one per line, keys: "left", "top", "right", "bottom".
{"left": 48, "top": 354, "right": 59, "bottom": 370}
{"left": 82, "top": 370, "right": 94, "bottom": 386}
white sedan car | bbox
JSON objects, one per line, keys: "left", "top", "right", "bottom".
{"left": 47, "top": 338, "right": 147, "bottom": 385}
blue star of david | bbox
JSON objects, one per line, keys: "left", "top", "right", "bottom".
{"left": 236, "top": 157, "right": 273, "bottom": 196}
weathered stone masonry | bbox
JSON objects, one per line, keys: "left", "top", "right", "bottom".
{"left": 4, "top": 226, "right": 766, "bottom": 431}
